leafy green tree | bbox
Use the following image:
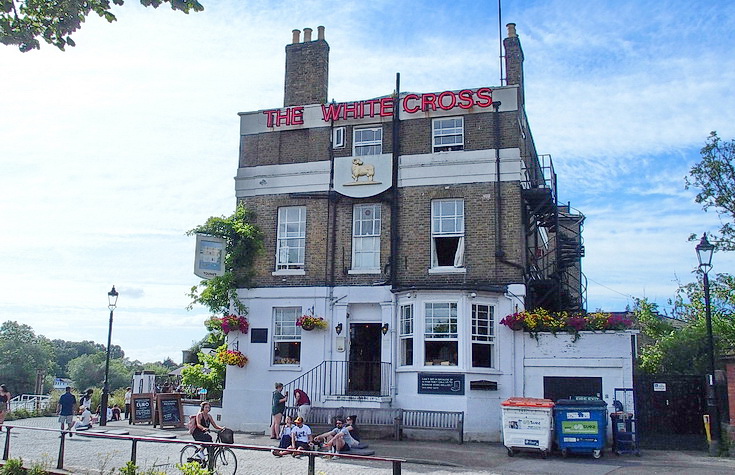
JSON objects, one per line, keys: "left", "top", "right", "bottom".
{"left": 686, "top": 131, "right": 735, "bottom": 251}
{"left": 180, "top": 345, "right": 225, "bottom": 399}
{"left": 637, "top": 275, "right": 735, "bottom": 374}
{"left": 1, "top": 0, "right": 204, "bottom": 52}
{"left": 187, "top": 203, "right": 263, "bottom": 316}
{"left": 0, "top": 321, "right": 54, "bottom": 394}
{"left": 67, "top": 353, "right": 133, "bottom": 392}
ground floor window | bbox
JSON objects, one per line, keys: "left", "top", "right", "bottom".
{"left": 273, "top": 307, "right": 301, "bottom": 365}
{"left": 424, "top": 302, "right": 458, "bottom": 366}
{"left": 399, "top": 304, "right": 413, "bottom": 366}
{"left": 471, "top": 304, "right": 495, "bottom": 368}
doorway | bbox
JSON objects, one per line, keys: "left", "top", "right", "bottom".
{"left": 543, "top": 376, "right": 603, "bottom": 402}
{"left": 348, "top": 323, "right": 382, "bottom": 395}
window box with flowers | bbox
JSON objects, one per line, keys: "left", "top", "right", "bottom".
{"left": 500, "top": 309, "right": 633, "bottom": 341}
{"left": 296, "top": 314, "right": 328, "bottom": 331}
{"left": 218, "top": 348, "right": 248, "bottom": 367}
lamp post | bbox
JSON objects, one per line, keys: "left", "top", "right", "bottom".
{"left": 696, "top": 233, "right": 720, "bottom": 455}
{"left": 100, "top": 285, "right": 119, "bottom": 426}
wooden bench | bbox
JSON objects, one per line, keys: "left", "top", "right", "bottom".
{"left": 286, "top": 406, "right": 464, "bottom": 444}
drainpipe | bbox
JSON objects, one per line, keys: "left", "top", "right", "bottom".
{"left": 493, "top": 101, "right": 524, "bottom": 272}
{"left": 390, "top": 73, "right": 401, "bottom": 287}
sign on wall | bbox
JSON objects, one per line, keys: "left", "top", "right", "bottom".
{"left": 418, "top": 372, "right": 465, "bottom": 395}
{"left": 194, "top": 234, "right": 226, "bottom": 279}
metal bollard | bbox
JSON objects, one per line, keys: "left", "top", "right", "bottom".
{"left": 3, "top": 426, "right": 10, "bottom": 460}
{"left": 307, "top": 453, "right": 315, "bottom": 475}
{"left": 57, "top": 432, "right": 66, "bottom": 469}
{"left": 393, "top": 459, "right": 402, "bottom": 475}
{"left": 131, "top": 439, "right": 138, "bottom": 464}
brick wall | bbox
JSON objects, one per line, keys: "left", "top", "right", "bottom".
{"left": 284, "top": 39, "right": 329, "bottom": 107}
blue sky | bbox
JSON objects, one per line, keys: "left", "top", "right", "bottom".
{"left": 1, "top": 0, "right": 734, "bottom": 363}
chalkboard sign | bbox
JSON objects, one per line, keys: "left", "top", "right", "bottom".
{"left": 418, "top": 373, "right": 465, "bottom": 395}
{"left": 156, "top": 393, "right": 184, "bottom": 428}
{"left": 131, "top": 393, "right": 154, "bottom": 424}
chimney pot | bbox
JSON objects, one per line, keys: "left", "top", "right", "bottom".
{"left": 303, "top": 27, "right": 313, "bottom": 42}
{"left": 292, "top": 29, "right": 301, "bottom": 44}
{"left": 506, "top": 23, "right": 517, "bottom": 38}
{"left": 317, "top": 26, "right": 325, "bottom": 40}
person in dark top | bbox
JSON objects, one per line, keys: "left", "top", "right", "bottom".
{"left": 294, "top": 388, "right": 311, "bottom": 421}
{"left": 79, "top": 389, "right": 93, "bottom": 413}
{"left": 270, "top": 382, "right": 287, "bottom": 439}
{"left": 57, "top": 387, "right": 77, "bottom": 436}
{"left": 191, "top": 401, "right": 225, "bottom": 461}
{"left": 0, "top": 384, "right": 10, "bottom": 426}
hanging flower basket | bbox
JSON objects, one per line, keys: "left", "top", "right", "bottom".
{"left": 500, "top": 309, "right": 633, "bottom": 341}
{"left": 217, "top": 348, "right": 248, "bottom": 367}
{"left": 211, "top": 315, "right": 249, "bottom": 334}
{"left": 296, "top": 314, "right": 328, "bottom": 331}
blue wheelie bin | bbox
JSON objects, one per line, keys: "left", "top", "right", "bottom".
{"left": 554, "top": 399, "right": 608, "bottom": 458}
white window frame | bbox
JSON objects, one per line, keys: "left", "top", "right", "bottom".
{"left": 471, "top": 303, "right": 496, "bottom": 369}
{"left": 424, "top": 302, "right": 458, "bottom": 366}
{"left": 432, "top": 117, "right": 464, "bottom": 152}
{"left": 430, "top": 199, "right": 465, "bottom": 270}
{"left": 275, "top": 206, "right": 306, "bottom": 271}
{"left": 333, "top": 127, "right": 345, "bottom": 148}
{"left": 353, "top": 127, "right": 382, "bottom": 156}
{"left": 399, "top": 304, "right": 414, "bottom": 366}
{"left": 273, "top": 307, "right": 302, "bottom": 365}
{"left": 350, "top": 203, "right": 381, "bottom": 273}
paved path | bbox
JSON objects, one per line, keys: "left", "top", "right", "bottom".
{"left": 3, "top": 417, "right": 735, "bottom": 474}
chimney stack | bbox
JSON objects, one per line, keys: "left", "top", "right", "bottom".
{"left": 284, "top": 26, "right": 329, "bottom": 107}
{"left": 503, "top": 23, "right": 525, "bottom": 105}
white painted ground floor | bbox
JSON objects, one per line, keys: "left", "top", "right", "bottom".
{"left": 221, "top": 285, "right": 635, "bottom": 441}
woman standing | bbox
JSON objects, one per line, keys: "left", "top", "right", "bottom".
{"left": 0, "top": 385, "right": 10, "bottom": 426}
{"left": 270, "top": 382, "right": 288, "bottom": 439}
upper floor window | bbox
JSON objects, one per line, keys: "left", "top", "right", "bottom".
{"left": 431, "top": 199, "right": 464, "bottom": 268}
{"left": 276, "top": 206, "right": 306, "bottom": 271}
{"left": 333, "top": 127, "right": 345, "bottom": 148}
{"left": 471, "top": 304, "right": 495, "bottom": 368}
{"left": 354, "top": 127, "right": 382, "bottom": 156}
{"left": 352, "top": 204, "right": 381, "bottom": 271}
{"left": 273, "top": 307, "right": 301, "bottom": 365}
{"left": 399, "top": 304, "right": 414, "bottom": 366}
{"left": 424, "top": 302, "right": 458, "bottom": 366}
{"left": 433, "top": 117, "right": 464, "bottom": 152}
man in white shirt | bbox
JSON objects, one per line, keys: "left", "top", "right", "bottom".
{"left": 71, "top": 406, "right": 92, "bottom": 431}
{"left": 290, "top": 417, "right": 312, "bottom": 455}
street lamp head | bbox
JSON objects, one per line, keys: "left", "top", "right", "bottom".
{"left": 108, "top": 285, "right": 119, "bottom": 309}
{"left": 696, "top": 233, "right": 715, "bottom": 273}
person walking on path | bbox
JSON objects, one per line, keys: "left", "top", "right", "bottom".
{"left": 294, "top": 388, "right": 311, "bottom": 421}
{"left": 0, "top": 384, "right": 10, "bottom": 426}
{"left": 270, "top": 382, "right": 287, "bottom": 439}
{"left": 124, "top": 387, "right": 132, "bottom": 420}
{"left": 57, "top": 387, "right": 77, "bottom": 436}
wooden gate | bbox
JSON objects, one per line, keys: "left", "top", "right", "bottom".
{"left": 633, "top": 374, "right": 707, "bottom": 450}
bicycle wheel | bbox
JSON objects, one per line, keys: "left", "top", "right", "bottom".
{"left": 179, "top": 444, "right": 201, "bottom": 465}
{"left": 213, "top": 447, "right": 237, "bottom": 475}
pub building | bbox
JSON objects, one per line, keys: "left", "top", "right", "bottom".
{"left": 218, "top": 24, "right": 635, "bottom": 441}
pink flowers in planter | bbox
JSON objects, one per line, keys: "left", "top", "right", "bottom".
{"left": 214, "top": 315, "right": 249, "bottom": 334}
{"left": 500, "top": 309, "right": 634, "bottom": 340}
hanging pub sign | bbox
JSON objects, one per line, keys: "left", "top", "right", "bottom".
{"left": 194, "top": 234, "right": 226, "bottom": 279}
{"left": 130, "top": 393, "right": 154, "bottom": 425}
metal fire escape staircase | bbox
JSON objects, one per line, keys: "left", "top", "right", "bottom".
{"left": 521, "top": 154, "right": 587, "bottom": 312}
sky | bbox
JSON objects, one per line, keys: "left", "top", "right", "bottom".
{"left": 1, "top": 0, "right": 734, "bottom": 364}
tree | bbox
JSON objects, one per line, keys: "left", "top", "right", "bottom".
{"left": 636, "top": 275, "right": 735, "bottom": 374}
{"left": 67, "top": 353, "right": 133, "bottom": 392}
{"left": 686, "top": 131, "right": 735, "bottom": 251}
{"left": 180, "top": 344, "right": 225, "bottom": 399}
{"left": 0, "top": 321, "right": 54, "bottom": 394}
{"left": 1, "top": 0, "right": 204, "bottom": 52}
{"left": 187, "top": 203, "right": 263, "bottom": 316}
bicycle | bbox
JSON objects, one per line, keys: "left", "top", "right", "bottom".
{"left": 180, "top": 429, "right": 238, "bottom": 475}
